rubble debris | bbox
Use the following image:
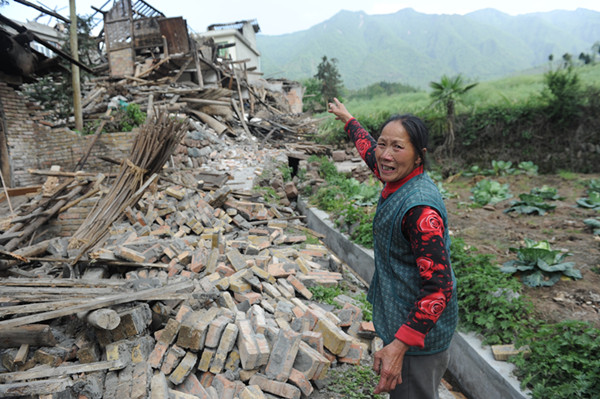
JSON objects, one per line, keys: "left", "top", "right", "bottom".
{"left": 0, "top": 4, "right": 371, "bottom": 397}
{"left": 0, "top": 154, "right": 382, "bottom": 397}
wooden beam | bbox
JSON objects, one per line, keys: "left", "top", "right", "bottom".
{"left": 0, "top": 359, "right": 124, "bottom": 383}
{"left": 0, "top": 324, "right": 57, "bottom": 348}
{"left": 0, "top": 378, "right": 71, "bottom": 397}
{"left": 0, "top": 280, "right": 193, "bottom": 330}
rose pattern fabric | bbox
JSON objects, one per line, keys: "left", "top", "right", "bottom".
{"left": 418, "top": 208, "right": 444, "bottom": 235}
{"left": 416, "top": 292, "right": 447, "bottom": 322}
{"left": 402, "top": 206, "right": 453, "bottom": 339}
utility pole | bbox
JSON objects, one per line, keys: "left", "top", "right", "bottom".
{"left": 69, "top": 0, "right": 83, "bottom": 132}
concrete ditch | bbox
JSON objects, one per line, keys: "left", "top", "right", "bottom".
{"left": 297, "top": 198, "right": 531, "bottom": 399}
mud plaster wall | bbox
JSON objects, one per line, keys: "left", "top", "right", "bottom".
{"left": 0, "top": 82, "right": 136, "bottom": 187}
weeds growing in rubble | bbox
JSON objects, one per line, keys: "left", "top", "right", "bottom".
{"left": 325, "top": 364, "right": 384, "bottom": 398}
{"left": 308, "top": 285, "right": 373, "bottom": 322}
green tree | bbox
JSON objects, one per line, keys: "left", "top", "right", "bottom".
{"left": 429, "top": 74, "right": 477, "bottom": 157}
{"left": 542, "top": 54, "right": 582, "bottom": 124}
{"left": 302, "top": 77, "right": 324, "bottom": 113}
{"left": 314, "top": 55, "right": 343, "bottom": 105}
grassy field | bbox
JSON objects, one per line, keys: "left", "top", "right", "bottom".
{"left": 335, "top": 62, "right": 600, "bottom": 118}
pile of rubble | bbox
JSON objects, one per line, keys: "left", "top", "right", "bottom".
{"left": 0, "top": 159, "right": 380, "bottom": 398}
{"left": 0, "top": 4, "right": 388, "bottom": 395}
{"left": 0, "top": 42, "right": 379, "bottom": 399}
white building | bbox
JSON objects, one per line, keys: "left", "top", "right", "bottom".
{"left": 200, "top": 19, "right": 262, "bottom": 82}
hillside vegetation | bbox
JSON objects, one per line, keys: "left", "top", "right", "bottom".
{"left": 316, "top": 62, "right": 600, "bottom": 174}
{"left": 257, "top": 8, "right": 600, "bottom": 89}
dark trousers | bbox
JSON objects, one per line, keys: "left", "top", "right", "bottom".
{"left": 388, "top": 349, "right": 450, "bottom": 399}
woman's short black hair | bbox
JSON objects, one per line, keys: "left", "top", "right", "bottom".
{"left": 380, "top": 114, "right": 429, "bottom": 168}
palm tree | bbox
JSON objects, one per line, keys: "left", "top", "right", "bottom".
{"left": 429, "top": 74, "right": 477, "bottom": 157}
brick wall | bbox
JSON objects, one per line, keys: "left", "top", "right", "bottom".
{"left": 0, "top": 82, "right": 136, "bottom": 187}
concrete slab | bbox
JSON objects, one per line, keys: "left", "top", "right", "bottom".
{"left": 296, "top": 198, "right": 531, "bottom": 399}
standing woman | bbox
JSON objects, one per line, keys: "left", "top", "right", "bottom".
{"left": 328, "top": 98, "right": 458, "bottom": 399}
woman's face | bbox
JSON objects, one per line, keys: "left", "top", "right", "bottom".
{"left": 374, "top": 121, "right": 422, "bottom": 183}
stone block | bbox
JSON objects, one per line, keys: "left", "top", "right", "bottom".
{"left": 293, "top": 341, "right": 325, "bottom": 380}
{"left": 205, "top": 314, "right": 233, "bottom": 348}
{"left": 286, "top": 275, "right": 312, "bottom": 299}
{"left": 338, "top": 341, "right": 364, "bottom": 365}
{"left": 314, "top": 318, "right": 352, "bottom": 357}
{"left": 248, "top": 304, "right": 267, "bottom": 335}
{"left": 211, "top": 373, "right": 238, "bottom": 399}
{"left": 178, "top": 373, "right": 210, "bottom": 398}
{"left": 198, "top": 348, "right": 215, "bottom": 372}
{"left": 248, "top": 373, "right": 301, "bottom": 399}
{"left": 169, "top": 352, "right": 198, "bottom": 385}
{"left": 150, "top": 371, "right": 169, "bottom": 399}
{"left": 148, "top": 341, "right": 169, "bottom": 369}
{"left": 155, "top": 318, "right": 180, "bottom": 345}
{"left": 131, "top": 362, "right": 152, "bottom": 399}
{"left": 287, "top": 368, "right": 313, "bottom": 396}
{"left": 226, "top": 247, "right": 247, "bottom": 271}
{"left": 161, "top": 344, "right": 186, "bottom": 375}
{"left": 265, "top": 329, "right": 301, "bottom": 382}
{"left": 255, "top": 333, "right": 271, "bottom": 368}
{"left": 224, "top": 348, "right": 241, "bottom": 372}
{"left": 236, "top": 319, "right": 259, "bottom": 370}
{"left": 209, "top": 323, "right": 239, "bottom": 374}
{"left": 238, "top": 385, "right": 267, "bottom": 399}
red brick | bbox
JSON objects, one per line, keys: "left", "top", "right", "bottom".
{"left": 287, "top": 368, "right": 314, "bottom": 396}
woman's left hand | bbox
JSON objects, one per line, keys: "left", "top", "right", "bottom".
{"left": 372, "top": 339, "right": 409, "bottom": 394}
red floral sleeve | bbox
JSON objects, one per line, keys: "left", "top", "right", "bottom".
{"left": 344, "top": 118, "right": 381, "bottom": 180}
{"left": 394, "top": 206, "right": 454, "bottom": 348}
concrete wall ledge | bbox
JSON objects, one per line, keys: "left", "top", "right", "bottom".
{"left": 297, "top": 198, "right": 531, "bottom": 399}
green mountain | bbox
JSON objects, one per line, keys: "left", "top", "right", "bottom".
{"left": 256, "top": 8, "right": 600, "bottom": 89}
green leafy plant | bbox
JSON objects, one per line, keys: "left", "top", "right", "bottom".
{"left": 308, "top": 285, "right": 344, "bottom": 306}
{"left": 470, "top": 179, "right": 512, "bottom": 206}
{"left": 517, "top": 161, "right": 539, "bottom": 176}
{"left": 583, "top": 218, "right": 600, "bottom": 235}
{"left": 451, "top": 238, "right": 532, "bottom": 344}
{"left": 504, "top": 193, "right": 557, "bottom": 215}
{"left": 326, "top": 364, "right": 385, "bottom": 399}
{"left": 504, "top": 186, "right": 560, "bottom": 215}
{"left": 576, "top": 191, "right": 600, "bottom": 210}
{"left": 576, "top": 178, "right": 600, "bottom": 210}
{"left": 491, "top": 160, "right": 515, "bottom": 176}
{"left": 587, "top": 178, "right": 600, "bottom": 194}
{"left": 530, "top": 185, "right": 562, "bottom": 200}
{"left": 501, "top": 239, "right": 582, "bottom": 287}
{"left": 117, "top": 103, "right": 147, "bottom": 132}
{"left": 253, "top": 186, "right": 279, "bottom": 204}
{"left": 512, "top": 320, "right": 600, "bottom": 398}
{"left": 353, "top": 291, "right": 373, "bottom": 322}
{"left": 462, "top": 165, "right": 485, "bottom": 177}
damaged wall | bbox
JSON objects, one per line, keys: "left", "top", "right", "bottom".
{"left": 0, "top": 82, "right": 136, "bottom": 187}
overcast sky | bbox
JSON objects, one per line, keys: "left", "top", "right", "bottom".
{"left": 3, "top": 0, "right": 600, "bottom": 35}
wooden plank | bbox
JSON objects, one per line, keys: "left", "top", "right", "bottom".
{"left": 0, "top": 280, "right": 193, "bottom": 330}
{"left": 0, "top": 286, "right": 120, "bottom": 296}
{"left": 0, "top": 359, "right": 124, "bottom": 383}
{"left": 0, "top": 324, "right": 57, "bottom": 348}
{"left": 0, "top": 277, "right": 126, "bottom": 288}
{"left": 182, "top": 98, "right": 230, "bottom": 106}
{"left": 0, "top": 186, "right": 41, "bottom": 203}
{"left": 188, "top": 110, "right": 228, "bottom": 135}
{"left": 0, "top": 299, "right": 83, "bottom": 318}
{"left": 0, "top": 378, "right": 71, "bottom": 396}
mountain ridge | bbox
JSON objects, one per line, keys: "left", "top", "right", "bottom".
{"left": 256, "top": 8, "right": 600, "bottom": 89}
